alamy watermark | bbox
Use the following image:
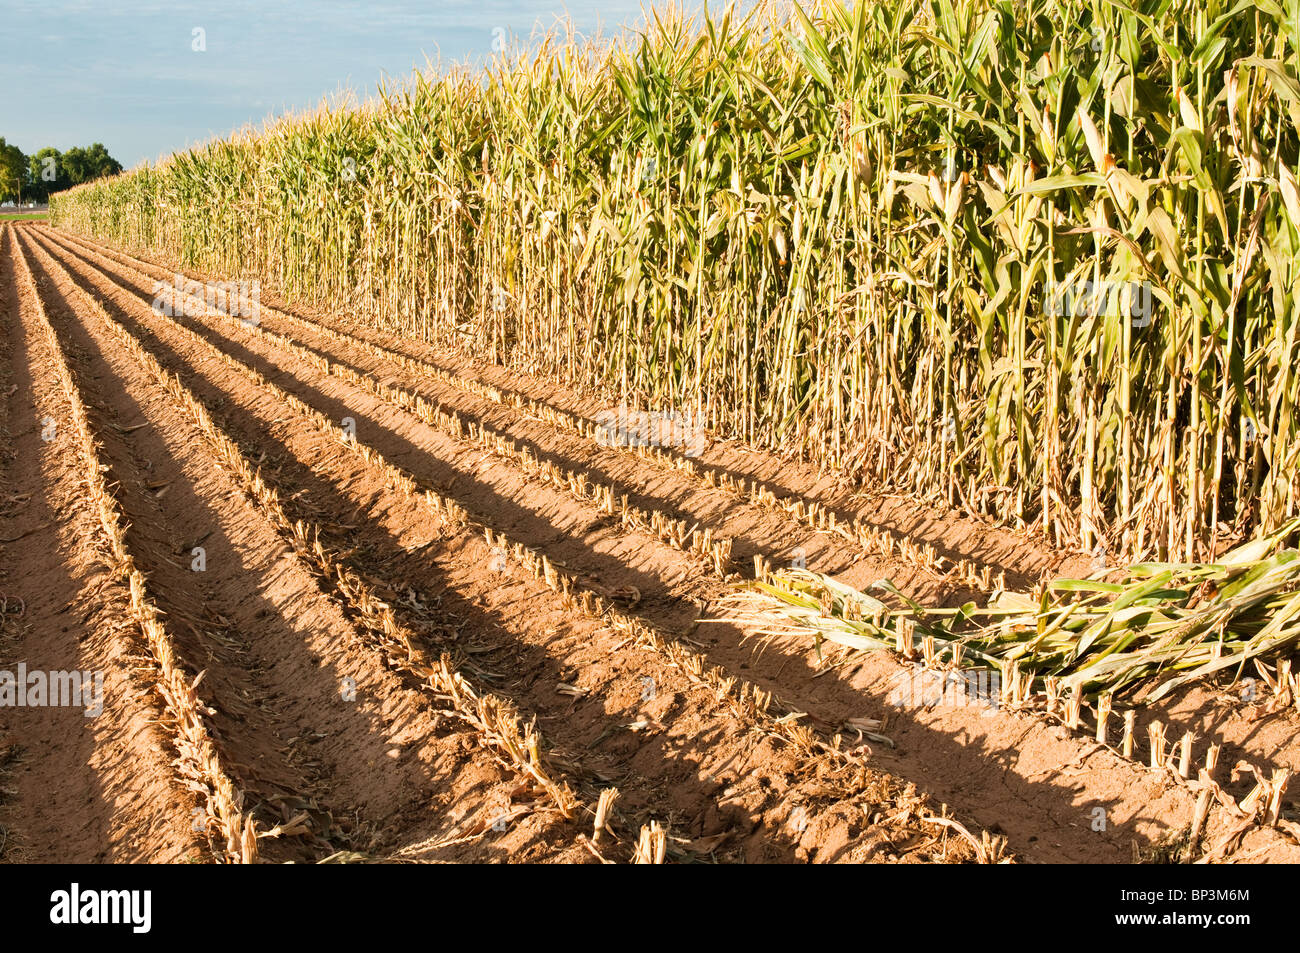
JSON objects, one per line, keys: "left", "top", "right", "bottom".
{"left": 1045, "top": 278, "right": 1153, "bottom": 326}
{"left": 50, "top": 883, "right": 150, "bottom": 933}
{"left": 151, "top": 273, "right": 261, "bottom": 327}
{"left": 0, "top": 664, "right": 103, "bottom": 717}
{"left": 888, "top": 664, "right": 1000, "bottom": 710}
{"left": 594, "top": 403, "right": 708, "bottom": 457}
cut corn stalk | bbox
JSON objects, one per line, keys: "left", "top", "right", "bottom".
{"left": 720, "top": 520, "right": 1300, "bottom": 703}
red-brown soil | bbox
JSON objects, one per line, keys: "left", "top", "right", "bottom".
{"left": 1, "top": 218, "right": 1295, "bottom": 863}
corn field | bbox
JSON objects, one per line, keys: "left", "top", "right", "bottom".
{"left": 51, "top": 0, "right": 1300, "bottom": 564}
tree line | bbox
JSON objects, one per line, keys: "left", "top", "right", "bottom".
{"left": 0, "top": 139, "right": 123, "bottom": 204}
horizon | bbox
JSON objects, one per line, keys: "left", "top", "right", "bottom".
{"left": 1, "top": 0, "right": 669, "bottom": 171}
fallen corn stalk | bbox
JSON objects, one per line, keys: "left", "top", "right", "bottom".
{"left": 720, "top": 521, "right": 1300, "bottom": 704}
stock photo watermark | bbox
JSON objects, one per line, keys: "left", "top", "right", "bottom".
{"left": 151, "top": 273, "right": 261, "bottom": 327}
{"left": 1044, "top": 278, "right": 1153, "bottom": 326}
{"left": 888, "top": 665, "right": 1000, "bottom": 711}
{"left": 0, "top": 664, "right": 104, "bottom": 717}
{"left": 594, "top": 403, "right": 708, "bottom": 458}
{"left": 49, "top": 884, "right": 150, "bottom": 933}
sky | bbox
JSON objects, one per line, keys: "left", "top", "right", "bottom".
{"left": 1, "top": 1, "right": 663, "bottom": 169}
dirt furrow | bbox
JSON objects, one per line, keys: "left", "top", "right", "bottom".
{"left": 45, "top": 226, "right": 1300, "bottom": 862}
{"left": 5, "top": 227, "right": 248, "bottom": 862}
{"left": 26, "top": 229, "right": 586, "bottom": 838}
{"left": 33, "top": 225, "right": 1251, "bottom": 862}
{"left": 46, "top": 227, "right": 1002, "bottom": 597}
{"left": 40, "top": 228, "right": 974, "bottom": 749}
{"left": 51, "top": 228, "right": 1087, "bottom": 587}
{"left": 0, "top": 224, "right": 201, "bottom": 863}
{"left": 32, "top": 226, "right": 999, "bottom": 863}
{"left": 43, "top": 229, "right": 745, "bottom": 630}
{"left": 19, "top": 228, "right": 582, "bottom": 864}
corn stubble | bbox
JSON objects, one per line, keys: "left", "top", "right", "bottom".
{"left": 59, "top": 228, "right": 1014, "bottom": 861}
{"left": 35, "top": 240, "right": 580, "bottom": 820}
{"left": 11, "top": 235, "right": 256, "bottom": 863}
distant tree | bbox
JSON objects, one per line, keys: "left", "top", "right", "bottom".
{"left": 0, "top": 141, "right": 122, "bottom": 201}
{"left": 28, "top": 147, "right": 68, "bottom": 201}
{"left": 60, "top": 143, "right": 122, "bottom": 187}
{"left": 0, "top": 138, "right": 26, "bottom": 204}
{"left": 82, "top": 142, "right": 123, "bottom": 180}
{"left": 59, "top": 146, "right": 89, "bottom": 186}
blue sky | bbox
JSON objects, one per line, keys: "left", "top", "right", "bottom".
{"left": 1, "top": 1, "right": 661, "bottom": 169}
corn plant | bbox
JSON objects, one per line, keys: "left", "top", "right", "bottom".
{"left": 51, "top": 0, "right": 1300, "bottom": 564}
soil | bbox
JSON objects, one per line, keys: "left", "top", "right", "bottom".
{"left": 1, "top": 219, "right": 1296, "bottom": 864}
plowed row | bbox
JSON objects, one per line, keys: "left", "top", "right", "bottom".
{"left": 2, "top": 220, "right": 1297, "bottom": 863}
